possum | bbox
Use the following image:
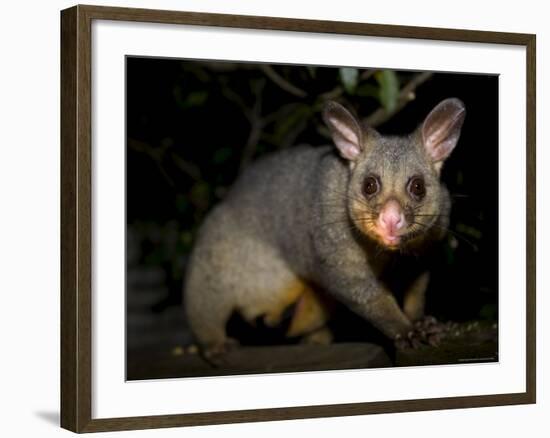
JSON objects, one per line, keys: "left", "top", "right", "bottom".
{"left": 184, "top": 98, "right": 466, "bottom": 354}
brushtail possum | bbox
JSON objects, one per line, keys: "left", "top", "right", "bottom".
{"left": 184, "top": 98, "right": 465, "bottom": 353}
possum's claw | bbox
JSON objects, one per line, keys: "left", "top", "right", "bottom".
{"left": 201, "top": 337, "right": 239, "bottom": 366}
{"left": 394, "top": 316, "right": 449, "bottom": 349}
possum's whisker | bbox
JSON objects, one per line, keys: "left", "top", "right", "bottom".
{"left": 450, "top": 193, "right": 471, "bottom": 198}
{"left": 411, "top": 221, "right": 478, "bottom": 250}
{"left": 317, "top": 222, "right": 364, "bottom": 237}
{"left": 402, "top": 224, "right": 427, "bottom": 242}
{"left": 354, "top": 217, "right": 377, "bottom": 226}
{"left": 374, "top": 243, "right": 385, "bottom": 258}
{"left": 316, "top": 219, "right": 357, "bottom": 231}
{"left": 323, "top": 187, "right": 370, "bottom": 209}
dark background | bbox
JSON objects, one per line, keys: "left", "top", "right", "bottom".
{"left": 126, "top": 57, "right": 498, "bottom": 358}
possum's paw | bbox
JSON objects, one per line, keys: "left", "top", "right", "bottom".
{"left": 202, "top": 337, "right": 239, "bottom": 360}
{"left": 394, "top": 316, "right": 449, "bottom": 349}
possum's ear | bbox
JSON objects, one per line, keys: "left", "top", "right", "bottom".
{"left": 422, "top": 98, "right": 466, "bottom": 164}
{"left": 323, "top": 101, "right": 363, "bottom": 161}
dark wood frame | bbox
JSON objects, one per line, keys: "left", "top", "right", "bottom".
{"left": 61, "top": 4, "right": 536, "bottom": 433}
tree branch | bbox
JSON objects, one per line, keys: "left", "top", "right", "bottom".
{"left": 360, "top": 69, "right": 377, "bottom": 81}
{"left": 363, "top": 72, "right": 434, "bottom": 128}
{"left": 259, "top": 65, "right": 308, "bottom": 98}
{"left": 239, "top": 79, "right": 266, "bottom": 172}
{"left": 170, "top": 152, "right": 202, "bottom": 181}
{"left": 128, "top": 138, "right": 202, "bottom": 185}
{"left": 128, "top": 138, "right": 175, "bottom": 187}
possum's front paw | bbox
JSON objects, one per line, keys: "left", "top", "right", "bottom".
{"left": 394, "top": 316, "right": 448, "bottom": 349}
{"left": 202, "top": 337, "right": 239, "bottom": 360}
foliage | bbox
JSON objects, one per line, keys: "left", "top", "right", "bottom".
{"left": 128, "top": 62, "right": 425, "bottom": 280}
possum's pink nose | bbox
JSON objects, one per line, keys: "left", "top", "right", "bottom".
{"left": 379, "top": 200, "right": 405, "bottom": 238}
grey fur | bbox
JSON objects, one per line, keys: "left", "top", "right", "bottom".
{"left": 184, "top": 98, "right": 465, "bottom": 350}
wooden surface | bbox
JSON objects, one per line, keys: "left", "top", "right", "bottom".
{"left": 128, "top": 343, "right": 392, "bottom": 380}
{"left": 127, "top": 321, "right": 498, "bottom": 381}
{"left": 396, "top": 321, "right": 498, "bottom": 367}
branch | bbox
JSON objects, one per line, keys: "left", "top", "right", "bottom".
{"left": 239, "top": 79, "right": 266, "bottom": 172}
{"left": 221, "top": 86, "right": 250, "bottom": 121}
{"left": 128, "top": 138, "right": 175, "bottom": 187}
{"left": 360, "top": 69, "right": 377, "bottom": 81}
{"left": 259, "top": 65, "right": 308, "bottom": 98}
{"left": 128, "top": 138, "right": 201, "bottom": 185}
{"left": 319, "top": 69, "right": 375, "bottom": 102}
{"left": 170, "top": 152, "right": 202, "bottom": 181}
{"left": 320, "top": 85, "right": 344, "bottom": 101}
{"left": 363, "top": 72, "right": 434, "bottom": 128}
{"left": 280, "top": 117, "right": 308, "bottom": 149}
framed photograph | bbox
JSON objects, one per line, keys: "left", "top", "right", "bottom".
{"left": 60, "top": 4, "right": 536, "bottom": 433}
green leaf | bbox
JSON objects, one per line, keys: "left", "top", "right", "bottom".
{"left": 213, "top": 147, "right": 233, "bottom": 165}
{"left": 456, "top": 223, "right": 483, "bottom": 240}
{"left": 185, "top": 91, "right": 208, "bottom": 108}
{"left": 175, "top": 194, "right": 189, "bottom": 213}
{"left": 339, "top": 68, "right": 359, "bottom": 94}
{"left": 356, "top": 83, "right": 379, "bottom": 98}
{"left": 189, "top": 181, "right": 210, "bottom": 211}
{"left": 173, "top": 86, "right": 208, "bottom": 109}
{"left": 273, "top": 105, "right": 311, "bottom": 143}
{"left": 444, "top": 239, "right": 455, "bottom": 265}
{"left": 479, "top": 304, "right": 497, "bottom": 320}
{"left": 375, "top": 70, "right": 399, "bottom": 112}
{"left": 180, "top": 231, "right": 194, "bottom": 248}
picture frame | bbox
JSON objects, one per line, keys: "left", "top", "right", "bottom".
{"left": 60, "top": 4, "right": 536, "bottom": 433}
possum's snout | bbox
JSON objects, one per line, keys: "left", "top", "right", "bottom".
{"left": 375, "top": 199, "right": 406, "bottom": 247}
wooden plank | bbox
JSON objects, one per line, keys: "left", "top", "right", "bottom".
{"left": 126, "top": 322, "right": 498, "bottom": 380}
{"left": 127, "top": 343, "right": 391, "bottom": 380}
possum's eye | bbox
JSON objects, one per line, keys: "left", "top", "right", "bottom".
{"left": 363, "top": 175, "right": 380, "bottom": 197}
{"left": 408, "top": 176, "right": 426, "bottom": 200}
